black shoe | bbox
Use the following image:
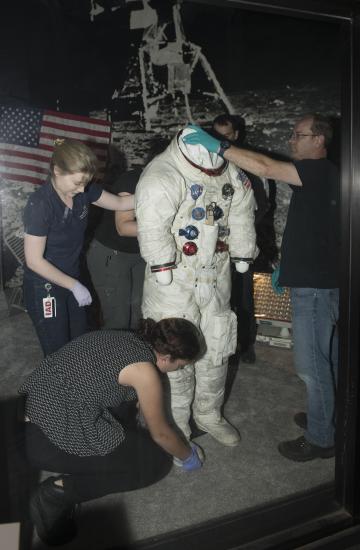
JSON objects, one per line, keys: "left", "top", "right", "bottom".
{"left": 30, "top": 476, "right": 77, "bottom": 546}
{"left": 294, "top": 411, "right": 307, "bottom": 430}
{"left": 278, "top": 435, "right": 335, "bottom": 462}
{"left": 240, "top": 346, "right": 256, "bottom": 364}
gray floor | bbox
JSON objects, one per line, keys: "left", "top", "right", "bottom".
{"left": 1, "top": 310, "right": 335, "bottom": 549}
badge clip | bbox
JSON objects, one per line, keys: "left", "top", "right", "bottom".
{"left": 43, "top": 283, "right": 56, "bottom": 318}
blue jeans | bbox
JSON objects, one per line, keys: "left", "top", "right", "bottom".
{"left": 23, "top": 274, "right": 88, "bottom": 356}
{"left": 290, "top": 288, "right": 339, "bottom": 448}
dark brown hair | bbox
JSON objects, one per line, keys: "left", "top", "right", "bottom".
{"left": 303, "top": 113, "right": 334, "bottom": 148}
{"left": 138, "top": 318, "right": 203, "bottom": 362}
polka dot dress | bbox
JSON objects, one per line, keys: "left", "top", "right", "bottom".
{"left": 19, "top": 330, "right": 155, "bottom": 456}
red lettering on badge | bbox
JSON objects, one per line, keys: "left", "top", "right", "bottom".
{"left": 43, "top": 297, "right": 56, "bottom": 318}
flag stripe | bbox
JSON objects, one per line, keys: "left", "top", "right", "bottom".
{"left": 39, "top": 132, "right": 110, "bottom": 149}
{"left": 0, "top": 160, "right": 49, "bottom": 174}
{"left": 39, "top": 134, "right": 109, "bottom": 156}
{"left": 0, "top": 147, "right": 51, "bottom": 164}
{"left": 0, "top": 105, "right": 111, "bottom": 186}
{"left": 42, "top": 120, "right": 111, "bottom": 139}
{"left": 3, "top": 172, "right": 46, "bottom": 185}
{"left": 46, "top": 110, "right": 111, "bottom": 127}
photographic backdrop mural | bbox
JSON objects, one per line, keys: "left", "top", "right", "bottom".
{"left": 0, "top": 0, "right": 341, "bottom": 313}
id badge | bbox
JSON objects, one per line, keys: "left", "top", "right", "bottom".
{"left": 43, "top": 296, "right": 56, "bottom": 318}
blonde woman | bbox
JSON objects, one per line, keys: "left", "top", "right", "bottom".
{"left": 23, "top": 139, "right": 134, "bottom": 356}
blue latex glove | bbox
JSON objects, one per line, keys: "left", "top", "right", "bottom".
{"left": 71, "top": 281, "right": 92, "bottom": 306}
{"left": 182, "top": 124, "right": 221, "bottom": 154}
{"left": 271, "top": 267, "right": 285, "bottom": 295}
{"left": 173, "top": 443, "right": 204, "bottom": 472}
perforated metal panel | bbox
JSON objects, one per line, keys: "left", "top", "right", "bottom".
{"left": 253, "top": 273, "right": 292, "bottom": 348}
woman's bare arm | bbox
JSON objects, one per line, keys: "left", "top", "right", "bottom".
{"left": 92, "top": 189, "right": 134, "bottom": 211}
{"left": 118, "top": 362, "right": 191, "bottom": 460}
{"left": 24, "top": 234, "right": 77, "bottom": 289}
{"left": 115, "top": 192, "right": 138, "bottom": 237}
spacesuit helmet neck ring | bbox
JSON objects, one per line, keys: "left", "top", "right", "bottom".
{"left": 177, "top": 129, "right": 227, "bottom": 176}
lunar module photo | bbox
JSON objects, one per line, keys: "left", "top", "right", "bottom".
{"left": 106, "top": 0, "right": 235, "bottom": 130}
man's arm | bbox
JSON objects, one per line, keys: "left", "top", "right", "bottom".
{"left": 224, "top": 147, "right": 302, "bottom": 186}
{"left": 183, "top": 124, "right": 302, "bottom": 186}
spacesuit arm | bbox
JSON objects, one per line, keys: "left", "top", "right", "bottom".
{"left": 227, "top": 171, "right": 258, "bottom": 265}
{"left": 135, "top": 165, "right": 183, "bottom": 271}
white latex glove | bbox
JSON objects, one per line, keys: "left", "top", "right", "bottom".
{"left": 235, "top": 261, "right": 250, "bottom": 273}
{"left": 71, "top": 281, "right": 92, "bottom": 306}
{"left": 173, "top": 442, "right": 205, "bottom": 471}
{"left": 155, "top": 270, "right": 173, "bottom": 285}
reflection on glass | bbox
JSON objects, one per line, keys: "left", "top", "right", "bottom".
{"left": 0, "top": 1, "right": 341, "bottom": 548}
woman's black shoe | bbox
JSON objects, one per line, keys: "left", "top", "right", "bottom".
{"left": 30, "top": 476, "right": 77, "bottom": 546}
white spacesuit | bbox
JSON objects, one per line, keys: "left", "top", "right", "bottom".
{"left": 135, "top": 127, "right": 257, "bottom": 446}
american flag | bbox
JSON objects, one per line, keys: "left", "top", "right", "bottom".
{"left": 237, "top": 167, "right": 252, "bottom": 189}
{"left": 0, "top": 105, "right": 111, "bottom": 186}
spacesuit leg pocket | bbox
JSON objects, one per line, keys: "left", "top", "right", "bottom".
{"left": 207, "top": 310, "right": 238, "bottom": 364}
{"left": 194, "top": 224, "right": 219, "bottom": 308}
{"left": 194, "top": 266, "right": 217, "bottom": 308}
{"left": 197, "top": 223, "right": 218, "bottom": 265}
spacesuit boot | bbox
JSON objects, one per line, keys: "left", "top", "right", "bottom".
{"left": 192, "top": 357, "right": 241, "bottom": 446}
{"left": 167, "top": 364, "right": 195, "bottom": 440}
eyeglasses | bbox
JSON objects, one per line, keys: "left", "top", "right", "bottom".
{"left": 289, "top": 132, "right": 319, "bottom": 140}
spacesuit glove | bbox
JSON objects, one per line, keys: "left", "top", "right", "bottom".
{"left": 155, "top": 270, "right": 173, "bottom": 285}
{"left": 271, "top": 267, "right": 285, "bottom": 295}
{"left": 71, "top": 281, "right": 92, "bottom": 306}
{"left": 173, "top": 443, "right": 204, "bottom": 472}
{"left": 235, "top": 261, "right": 250, "bottom": 273}
{"left": 183, "top": 124, "right": 221, "bottom": 154}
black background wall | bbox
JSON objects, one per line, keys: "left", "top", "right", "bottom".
{"left": 0, "top": 0, "right": 341, "bottom": 115}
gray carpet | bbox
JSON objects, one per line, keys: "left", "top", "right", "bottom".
{"left": 1, "top": 312, "right": 335, "bottom": 549}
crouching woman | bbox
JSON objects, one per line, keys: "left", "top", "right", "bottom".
{"left": 19, "top": 317, "right": 204, "bottom": 546}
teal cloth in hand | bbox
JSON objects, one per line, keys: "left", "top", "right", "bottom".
{"left": 271, "top": 267, "right": 285, "bottom": 295}
{"left": 183, "top": 124, "right": 221, "bottom": 154}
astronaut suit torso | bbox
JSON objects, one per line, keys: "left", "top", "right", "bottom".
{"left": 135, "top": 129, "right": 257, "bottom": 444}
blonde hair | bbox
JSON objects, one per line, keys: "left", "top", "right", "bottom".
{"left": 50, "top": 139, "right": 98, "bottom": 179}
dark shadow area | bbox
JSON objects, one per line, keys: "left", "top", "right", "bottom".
{"left": 0, "top": 397, "right": 39, "bottom": 549}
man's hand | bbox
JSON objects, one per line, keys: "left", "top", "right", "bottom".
{"left": 271, "top": 266, "right": 285, "bottom": 295}
{"left": 183, "top": 124, "right": 221, "bottom": 154}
